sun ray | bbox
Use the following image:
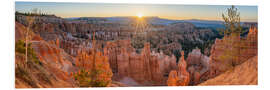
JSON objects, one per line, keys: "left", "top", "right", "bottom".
{"left": 137, "top": 13, "right": 143, "bottom": 18}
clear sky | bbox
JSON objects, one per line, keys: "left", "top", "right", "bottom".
{"left": 15, "top": 2, "right": 258, "bottom": 22}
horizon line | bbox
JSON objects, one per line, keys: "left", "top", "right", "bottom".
{"left": 15, "top": 11, "right": 257, "bottom": 23}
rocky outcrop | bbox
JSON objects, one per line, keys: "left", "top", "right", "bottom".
{"left": 15, "top": 22, "right": 40, "bottom": 41}
{"left": 152, "top": 51, "right": 178, "bottom": 78}
{"left": 167, "top": 51, "right": 190, "bottom": 86}
{"left": 199, "top": 56, "right": 258, "bottom": 85}
{"left": 104, "top": 40, "right": 177, "bottom": 86}
{"left": 186, "top": 48, "right": 210, "bottom": 85}
{"left": 209, "top": 27, "right": 258, "bottom": 78}
{"left": 31, "top": 41, "right": 76, "bottom": 73}
{"left": 15, "top": 22, "right": 77, "bottom": 88}
{"left": 16, "top": 21, "right": 76, "bottom": 73}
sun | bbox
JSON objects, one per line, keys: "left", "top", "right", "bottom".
{"left": 137, "top": 13, "right": 143, "bottom": 18}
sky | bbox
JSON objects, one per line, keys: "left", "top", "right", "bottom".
{"left": 15, "top": 2, "right": 258, "bottom": 22}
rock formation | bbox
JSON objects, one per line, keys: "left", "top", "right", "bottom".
{"left": 74, "top": 48, "right": 113, "bottom": 87}
{"left": 15, "top": 22, "right": 77, "bottom": 88}
{"left": 104, "top": 40, "right": 177, "bottom": 86}
{"left": 209, "top": 26, "right": 258, "bottom": 78}
{"left": 15, "top": 14, "right": 219, "bottom": 59}
{"left": 167, "top": 51, "right": 190, "bottom": 86}
{"left": 31, "top": 41, "right": 76, "bottom": 73}
{"left": 15, "top": 13, "right": 258, "bottom": 87}
{"left": 186, "top": 48, "right": 210, "bottom": 85}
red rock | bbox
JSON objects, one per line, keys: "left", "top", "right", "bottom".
{"left": 186, "top": 48, "right": 210, "bottom": 85}
{"left": 15, "top": 22, "right": 77, "bottom": 88}
{"left": 104, "top": 40, "right": 177, "bottom": 85}
{"left": 74, "top": 48, "right": 113, "bottom": 87}
{"left": 167, "top": 70, "right": 179, "bottom": 86}
{"left": 209, "top": 27, "right": 258, "bottom": 78}
{"left": 200, "top": 56, "right": 258, "bottom": 85}
{"left": 167, "top": 51, "right": 190, "bottom": 86}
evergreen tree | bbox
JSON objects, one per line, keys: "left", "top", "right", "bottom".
{"left": 221, "top": 5, "right": 242, "bottom": 36}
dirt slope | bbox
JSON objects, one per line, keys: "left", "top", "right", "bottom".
{"left": 199, "top": 56, "right": 258, "bottom": 85}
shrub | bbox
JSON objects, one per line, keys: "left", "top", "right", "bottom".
{"left": 15, "top": 40, "right": 40, "bottom": 65}
{"left": 74, "top": 69, "right": 110, "bottom": 87}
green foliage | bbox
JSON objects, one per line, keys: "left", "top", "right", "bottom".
{"left": 15, "top": 40, "right": 40, "bottom": 65}
{"left": 74, "top": 69, "right": 110, "bottom": 87}
{"left": 15, "top": 40, "right": 26, "bottom": 54}
{"left": 221, "top": 5, "right": 243, "bottom": 36}
{"left": 214, "top": 5, "right": 245, "bottom": 70}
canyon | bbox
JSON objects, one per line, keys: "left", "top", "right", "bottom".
{"left": 15, "top": 13, "right": 258, "bottom": 87}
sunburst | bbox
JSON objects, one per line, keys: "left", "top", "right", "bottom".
{"left": 137, "top": 13, "right": 143, "bottom": 18}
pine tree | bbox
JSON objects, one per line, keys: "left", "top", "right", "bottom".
{"left": 221, "top": 5, "right": 242, "bottom": 36}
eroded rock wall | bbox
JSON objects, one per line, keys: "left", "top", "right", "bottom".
{"left": 209, "top": 27, "right": 258, "bottom": 78}
{"left": 186, "top": 48, "right": 210, "bottom": 85}
{"left": 104, "top": 40, "right": 177, "bottom": 86}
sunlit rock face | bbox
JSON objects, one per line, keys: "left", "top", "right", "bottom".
{"left": 31, "top": 41, "right": 76, "bottom": 72}
{"left": 167, "top": 51, "right": 190, "bottom": 86}
{"left": 186, "top": 48, "right": 210, "bottom": 85}
{"left": 15, "top": 21, "right": 76, "bottom": 73}
{"left": 104, "top": 40, "right": 177, "bottom": 86}
{"left": 104, "top": 39, "right": 135, "bottom": 73}
{"left": 209, "top": 26, "right": 258, "bottom": 78}
{"left": 167, "top": 71, "right": 179, "bottom": 86}
{"left": 15, "top": 22, "right": 77, "bottom": 88}
{"left": 74, "top": 48, "right": 113, "bottom": 87}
